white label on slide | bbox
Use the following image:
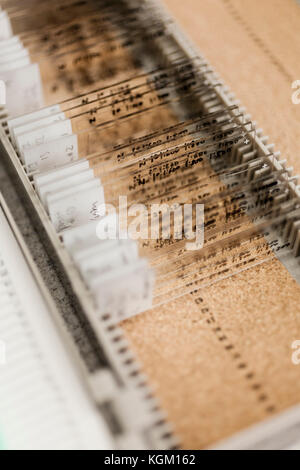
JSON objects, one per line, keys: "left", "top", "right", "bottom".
{"left": 92, "top": 259, "right": 154, "bottom": 322}
{"left": 1, "top": 63, "right": 44, "bottom": 117}
{"left": 73, "top": 238, "right": 121, "bottom": 265}
{"left": 0, "top": 40, "right": 23, "bottom": 57}
{"left": 0, "top": 36, "right": 20, "bottom": 48}
{"left": 12, "top": 112, "right": 66, "bottom": 147}
{"left": 0, "top": 55, "right": 30, "bottom": 72}
{"left": 39, "top": 168, "right": 95, "bottom": 208}
{"left": 48, "top": 181, "right": 105, "bottom": 232}
{"left": 16, "top": 119, "right": 72, "bottom": 157}
{"left": 0, "top": 48, "right": 29, "bottom": 65}
{"left": 78, "top": 241, "right": 139, "bottom": 283}
{"left": 34, "top": 159, "right": 89, "bottom": 192}
{"left": 61, "top": 220, "right": 102, "bottom": 253}
{"left": 23, "top": 133, "right": 78, "bottom": 173}
{"left": 8, "top": 105, "right": 61, "bottom": 134}
{"left": 0, "top": 12, "right": 13, "bottom": 40}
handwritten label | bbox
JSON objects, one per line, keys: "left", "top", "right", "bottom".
{"left": 47, "top": 180, "right": 105, "bottom": 232}
{"left": 23, "top": 133, "right": 78, "bottom": 173}
{"left": 12, "top": 111, "right": 66, "bottom": 147}
{"left": 15, "top": 118, "right": 72, "bottom": 159}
